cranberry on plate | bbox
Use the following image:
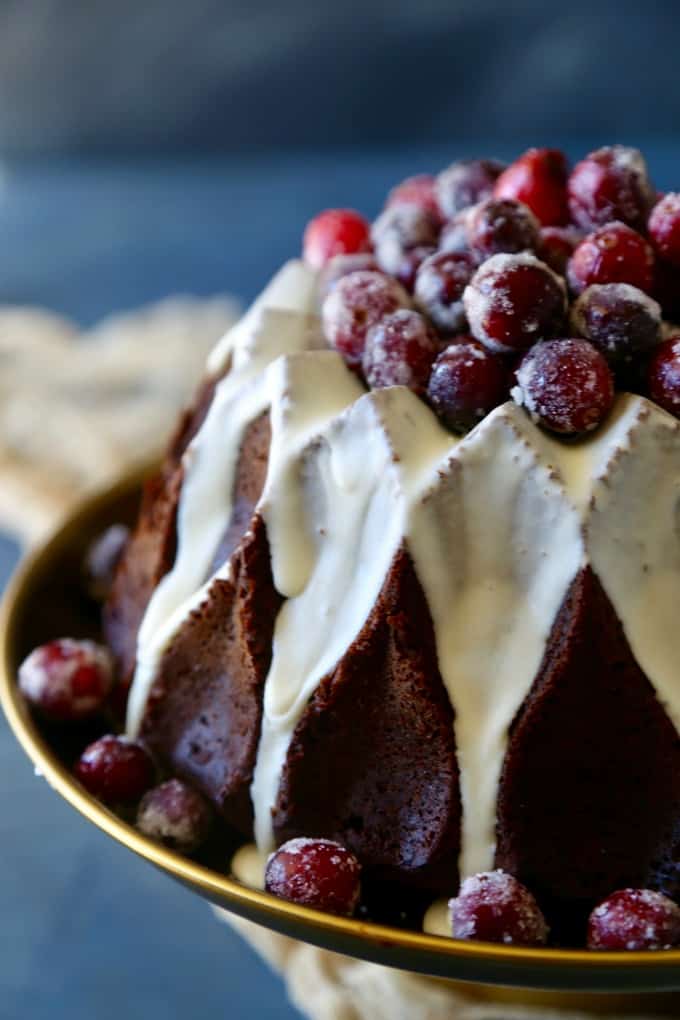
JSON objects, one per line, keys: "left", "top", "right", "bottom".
{"left": 75, "top": 734, "right": 155, "bottom": 806}
{"left": 414, "top": 250, "right": 476, "bottom": 333}
{"left": 467, "top": 198, "right": 541, "bottom": 260}
{"left": 513, "top": 337, "right": 615, "bottom": 436}
{"left": 321, "top": 269, "right": 409, "bottom": 369}
{"left": 494, "top": 147, "right": 569, "bottom": 226}
{"left": 449, "top": 870, "right": 548, "bottom": 946}
{"left": 648, "top": 336, "right": 680, "bottom": 418}
{"left": 386, "top": 173, "right": 442, "bottom": 221}
{"left": 567, "top": 145, "right": 655, "bottom": 231}
{"left": 371, "top": 203, "right": 440, "bottom": 285}
{"left": 570, "top": 283, "right": 661, "bottom": 363}
{"left": 19, "top": 638, "right": 114, "bottom": 722}
{"left": 539, "top": 225, "right": 583, "bottom": 275}
{"left": 362, "top": 309, "right": 439, "bottom": 392}
{"left": 648, "top": 192, "right": 680, "bottom": 267}
{"left": 265, "top": 837, "right": 361, "bottom": 917}
{"left": 136, "top": 778, "right": 213, "bottom": 854}
{"left": 567, "top": 222, "right": 656, "bottom": 296}
{"left": 427, "top": 338, "right": 509, "bottom": 434}
{"left": 587, "top": 889, "right": 680, "bottom": 951}
{"left": 303, "top": 209, "right": 372, "bottom": 269}
{"left": 463, "top": 252, "right": 566, "bottom": 354}
{"left": 436, "top": 158, "right": 505, "bottom": 218}
{"left": 317, "top": 252, "right": 381, "bottom": 301}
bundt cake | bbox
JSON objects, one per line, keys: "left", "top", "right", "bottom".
{"left": 20, "top": 145, "right": 680, "bottom": 949}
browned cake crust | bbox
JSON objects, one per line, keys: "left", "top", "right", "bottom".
{"left": 497, "top": 566, "right": 680, "bottom": 937}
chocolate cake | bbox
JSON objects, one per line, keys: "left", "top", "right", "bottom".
{"left": 24, "top": 146, "right": 680, "bottom": 949}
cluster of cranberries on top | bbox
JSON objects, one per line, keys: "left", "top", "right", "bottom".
{"left": 304, "top": 144, "right": 680, "bottom": 439}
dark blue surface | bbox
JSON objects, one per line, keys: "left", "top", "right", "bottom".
{"left": 2, "top": 145, "right": 680, "bottom": 1018}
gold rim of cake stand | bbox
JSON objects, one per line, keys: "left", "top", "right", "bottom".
{"left": 2, "top": 468, "right": 680, "bottom": 994}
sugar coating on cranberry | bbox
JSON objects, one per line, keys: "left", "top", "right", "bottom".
{"left": 571, "top": 283, "right": 661, "bottom": 363}
{"left": 389, "top": 244, "right": 437, "bottom": 293}
{"left": 463, "top": 252, "right": 566, "bottom": 354}
{"left": 136, "top": 778, "right": 213, "bottom": 854}
{"left": 649, "top": 192, "right": 680, "bottom": 268}
{"left": 414, "top": 250, "right": 476, "bottom": 333}
{"left": 362, "top": 309, "right": 439, "bottom": 392}
{"left": 75, "top": 734, "right": 155, "bottom": 805}
{"left": 317, "top": 252, "right": 381, "bottom": 301}
{"left": 567, "top": 222, "right": 656, "bottom": 296}
{"left": 427, "top": 339, "right": 509, "bottom": 434}
{"left": 19, "top": 638, "right": 114, "bottom": 721}
{"left": 303, "top": 209, "right": 371, "bottom": 270}
{"left": 648, "top": 336, "right": 680, "bottom": 418}
{"left": 568, "top": 146, "right": 655, "bottom": 231}
{"left": 468, "top": 198, "right": 540, "bottom": 260}
{"left": 494, "top": 148, "right": 569, "bottom": 227}
{"left": 513, "top": 337, "right": 615, "bottom": 436}
{"left": 83, "top": 524, "right": 129, "bottom": 602}
{"left": 449, "top": 870, "right": 548, "bottom": 946}
{"left": 372, "top": 203, "right": 440, "bottom": 279}
{"left": 587, "top": 889, "right": 680, "bottom": 951}
{"left": 436, "top": 158, "right": 505, "bottom": 218}
{"left": 265, "top": 837, "right": 361, "bottom": 916}
{"left": 439, "top": 208, "right": 477, "bottom": 255}
{"left": 321, "top": 270, "right": 409, "bottom": 368}
{"left": 386, "top": 174, "right": 441, "bottom": 220}
{"left": 539, "top": 226, "right": 583, "bottom": 276}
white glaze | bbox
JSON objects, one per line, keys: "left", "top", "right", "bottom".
{"left": 129, "top": 258, "right": 680, "bottom": 885}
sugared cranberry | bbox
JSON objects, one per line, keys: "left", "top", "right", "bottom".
{"left": 467, "top": 199, "right": 540, "bottom": 260}
{"left": 321, "top": 270, "right": 409, "bottom": 369}
{"left": 265, "top": 837, "right": 361, "bottom": 917}
{"left": 317, "top": 253, "right": 381, "bottom": 301}
{"left": 389, "top": 244, "right": 437, "bottom": 293}
{"left": 648, "top": 336, "right": 680, "bottom": 418}
{"left": 513, "top": 337, "right": 615, "bottom": 436}
{"left": 568, "top": 146, "right": 655, "bottom": 231}
{"left": 449, "top": 870, "right": 548, "bottom": 946}
{"left": 649, "top": 193, "right": 680, "bottom": 268}
{"left": 414, "top": 250, "right": 476, "bottom": 333}
{"left": 436, "top": 159, "right": 505, "bottom": 218}
{"left": 539, "top": 226, "right": 583, "bottom": 276}
{"left": 571, "top": 283, "right": 661, "bottom": 363}
{"left": 494, "top": 148, "right": 569, "bottom": 227}
{"left": 464, "top": 253, "right": 566, "bottom": 354}
{"left": 371, "top": 203, "right": 440, "bottom": 280}
{"left": 439, "top": 208, "right": 476, "bottom": 255}
{"left": 303, "top": 209, "right": 371, "bottom": 269}
{"left": 567, "top": 222, "right": 655, "bottom": 296}
{"left": 75, "top": 734, "right": 155, "bottom": 805}
{"left": 136, "top": 778, "right": 213, "bottom": 854}
{"left": 427, "top": 339, "right": 509, "bottom": 434}
{"left": 83, "top": 524, "right": 129, "bottom": 602}
{"left": 587, "top": 889, "right": 680, "bottom": 951}
{"left": 386, "top": 174, "right": 441, "bottom": 220}
{"left": 362, "top": 309, "right": 439, "bottom": 393}
{"left": 19, "top": 638, "right": 114, "bottom": 721}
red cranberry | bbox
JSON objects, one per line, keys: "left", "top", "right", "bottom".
{"left": 494, "top": 148, "right": 569, "bottom": 227}
{"left": 649, "top": 193, "right": 680, "bottom": 268}
{"left": 539, "top": 226, "right": 583, "bottom": 276}
{"left": 464, "top": 253, "right": 566, "bottom": 354}
{"left": 371, "top": 203, "right": 440, "bottom": 279}
{"left": 19, "top": 638, "right": 114, "bottom": 721}
{"left": 436, "top": 159, "right": 505, "bottom": 218}
{"left": 414, "top": 250, "right": 476, "bottom": 333}
{"left": 75, "top": 734, "right": 155, "bottom": 805}
{"left": 567, "top": 222, "right": 656, "bottom": 296}
{"left": 83, "top": 524, "right": 129, "bottom": 602}
{"left": 571, "top": 283, "right": 661, "bottom": 363}
{"left": 136, "top": 778, "right": 213, "bottom": 854}
{"left": 439, "top": 208, "right": 476, "bottom": 255}
{"left": 568, "top": 146, "right": 655, "bottom": 231}
{"left": 362, "top": 309, "right": 439, "bottom": 393}
{"left": 449, "top": 870, "right": 548, "bottom": 946}
{"left": 390, "top": 244, "right": 437, "bottom": 293}
{"left": 321, "top": 270, "right": 409, "bottom": 369}
{"left": 648, "top": 336, "right": 680, "bottom": 418}
{"left": 303, "top": 209, "right": 371, "bottom": 269}
{"left": 317, "top": 253, "right": 381, "bottom": 301}
{"left": 427, "top": 339, "right": 509, "bottom": 434}
{"left": 265, "top": 837, "right": 361, "bottom": 916}
{"left": 386, "top": 174, "right": 442, "bottom": 220}
{"left": 468, "top": 199, "right": 540, "bottom": 260}
{"left": 513, "top": 337, "right": 615, "bottom": 436}
{"left": 587, "top": 889, "right": 680, "bottom": 951}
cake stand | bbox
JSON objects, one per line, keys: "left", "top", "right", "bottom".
{"left": 2, "top": 468, "right": 680, "bottom": 1014}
